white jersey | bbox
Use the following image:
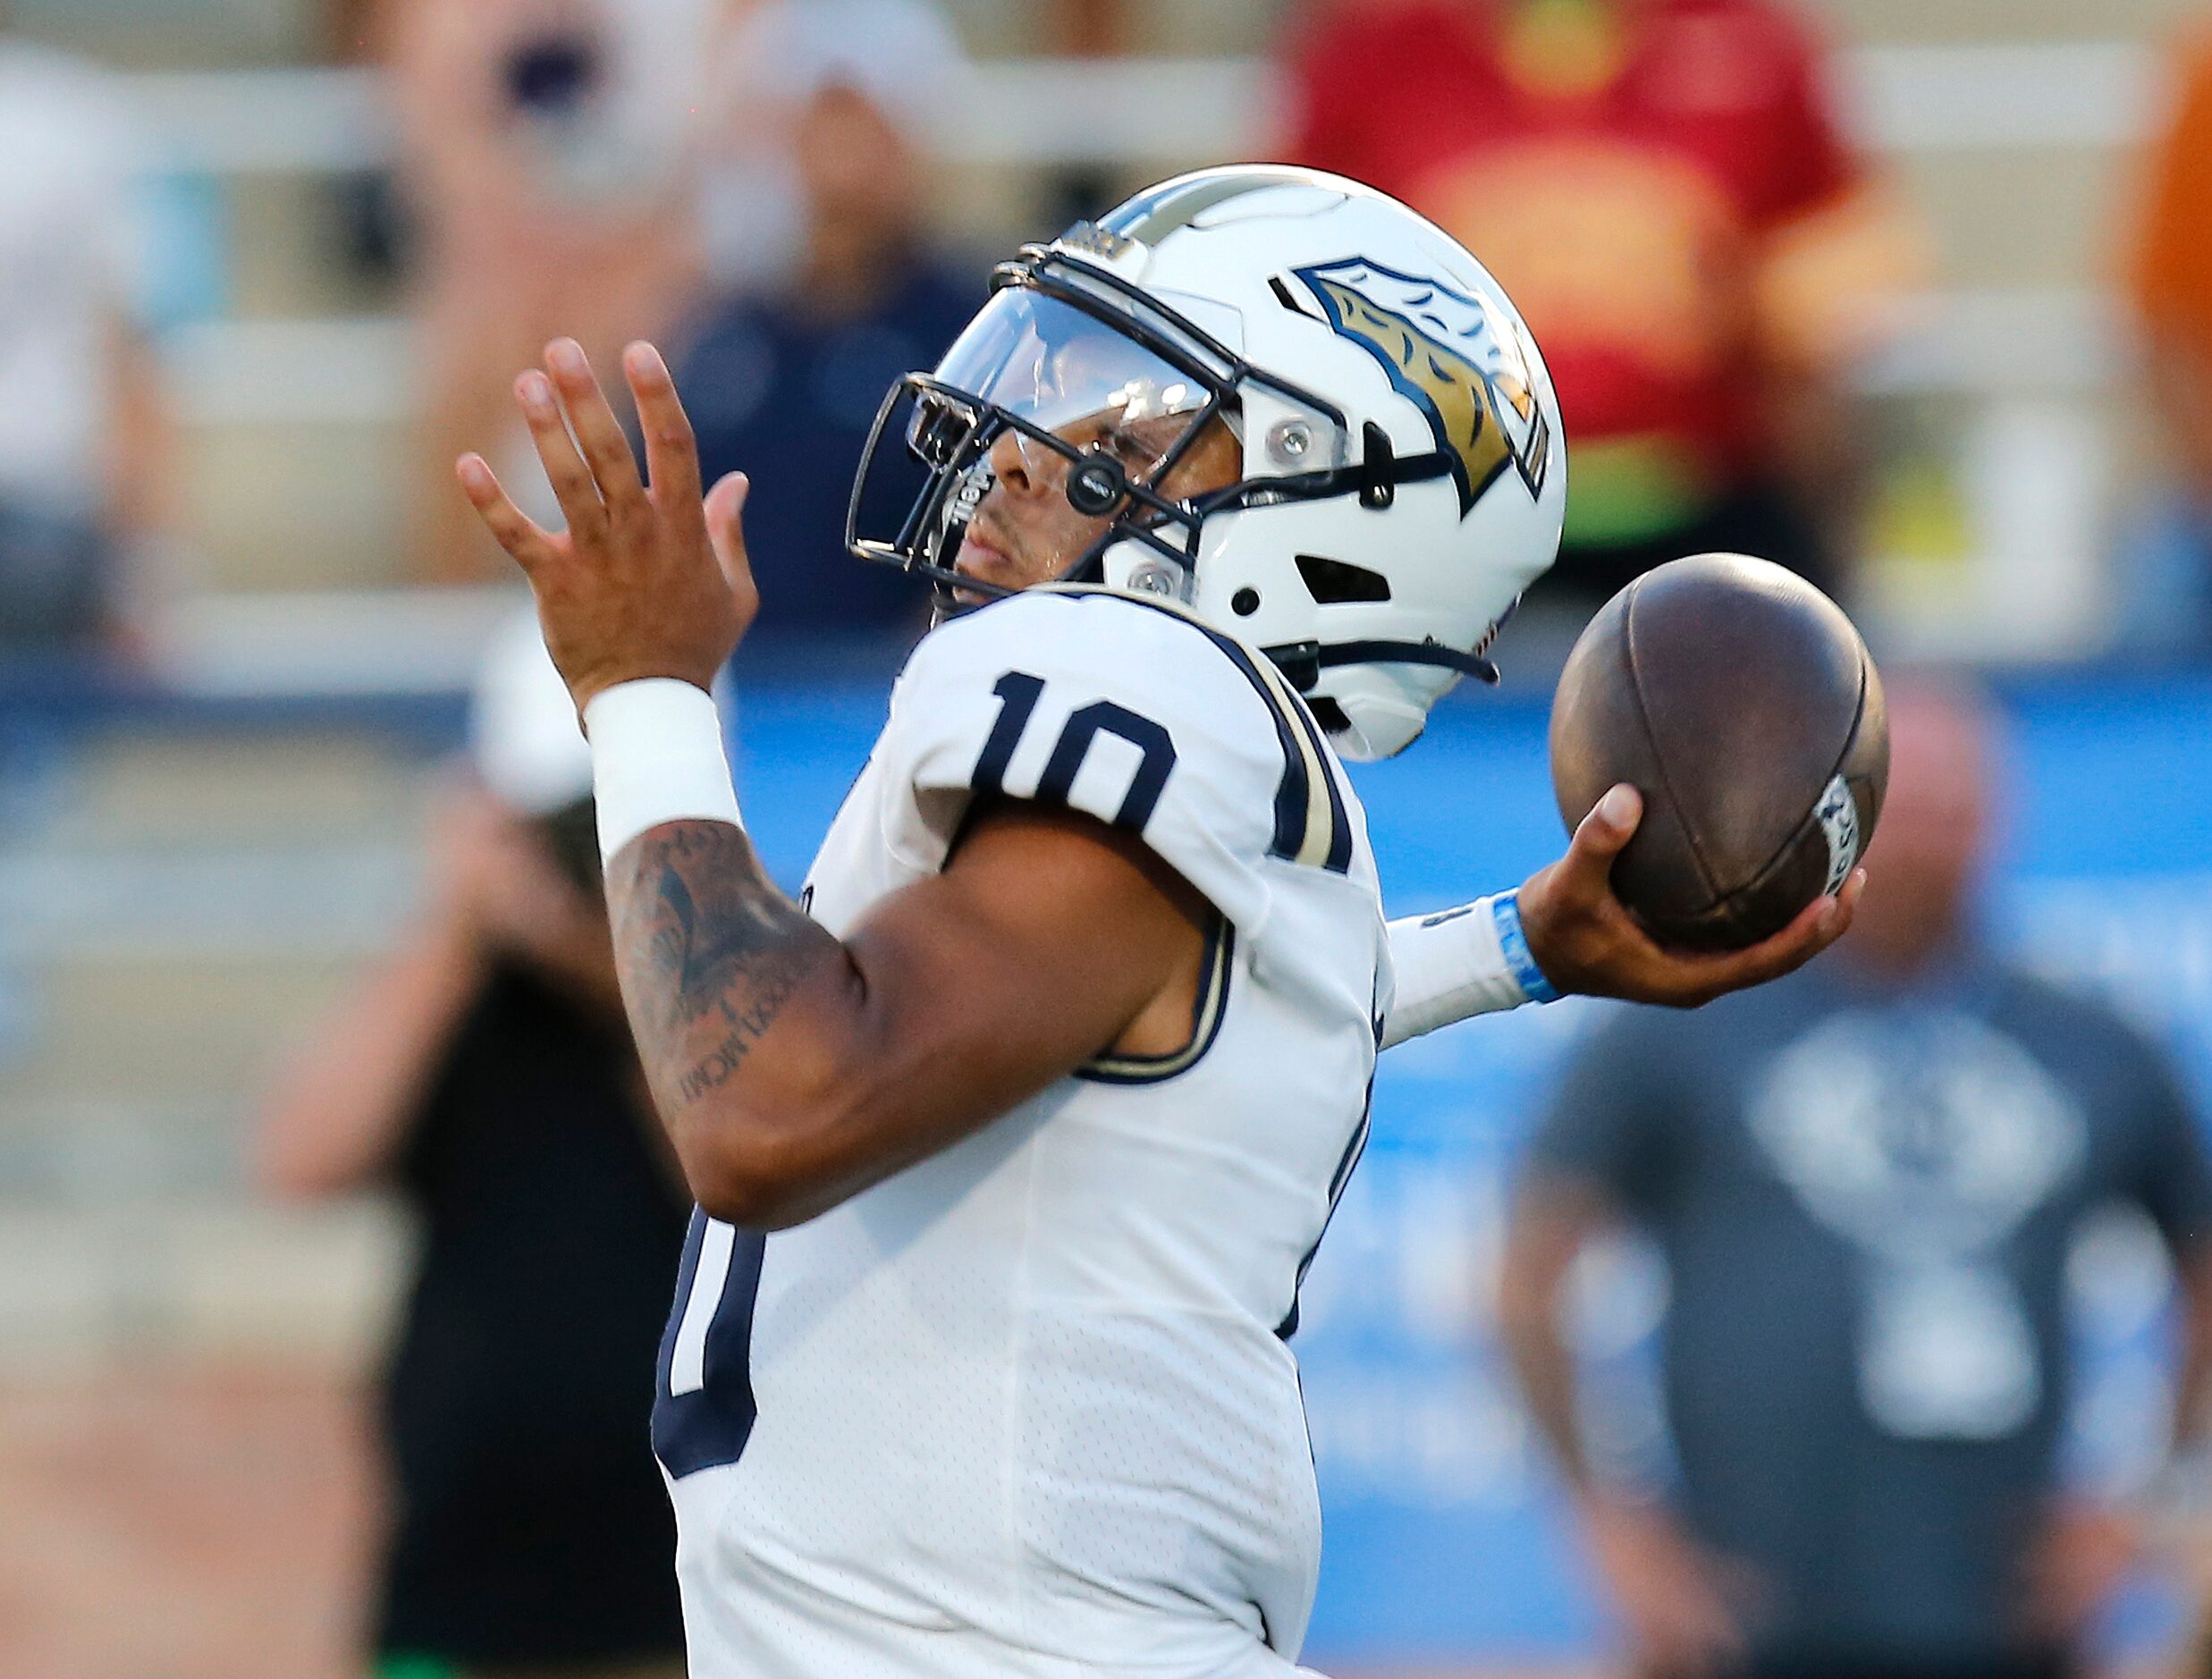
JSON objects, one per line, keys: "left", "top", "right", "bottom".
{"left": 654, "top": 586, "right": 1386, "bottom": 1677}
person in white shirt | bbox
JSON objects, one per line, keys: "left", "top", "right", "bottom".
{"left": 0, "top": 31, "right": 172, "bottom": 651}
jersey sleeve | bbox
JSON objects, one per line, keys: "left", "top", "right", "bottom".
{"left": 871, "top": 590, "right": 1350, "bottom": 940}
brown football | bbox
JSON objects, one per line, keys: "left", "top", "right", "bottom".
{"left": 1549, "top": 553, "right": 1888, "bottom": 951}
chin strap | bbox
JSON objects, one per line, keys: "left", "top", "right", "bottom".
{"left": 1262, "top": 637, "right": 1501, "bottom": 693}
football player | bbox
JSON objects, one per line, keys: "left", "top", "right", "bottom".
{"left": 458, "top": 167, "right": 1862, "bottom": 1678}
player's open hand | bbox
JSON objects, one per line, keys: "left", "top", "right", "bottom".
{"left": 457, "top": 338, "right": 757, "bottom": 714}
{"left": 1517, "top": 784, "right": 1866, "bottom": 1008}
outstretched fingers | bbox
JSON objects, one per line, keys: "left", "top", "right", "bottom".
{"left": 456, "top": 453, "right": 559, "bottom": 573}
{"left": 545, "top": 338, "right": 646, "bottom": 516}
{"left": 515, "top": 368, "right": 607, "bottom": 544}
{"left": 705, "top": 470, "right": 756, "bottom": 599}
{"left": 459, "top": 339, "right": 757, "bottom": 707}
{"left": 626, "top": 342, "right": 704, "bottom": 510}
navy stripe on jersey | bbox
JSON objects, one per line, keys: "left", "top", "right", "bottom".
{"left": 1277, "top": 1008, "right": 1383, "bottom": 1341}
{"left": 1037, "top": 586, "right": 1353, "bottom": 874}
{"left": 1276, "top": 665, "right": 1355, "bottom": 874}
{"left": 1276, "top": 1086, "right": 1372, "bottom": 1341}
{"left": 1078, "top": 918, "right": 1235, "bottom": 1084}
{"left": 653, "top": 1209, "right": 769, "bottom": 1480}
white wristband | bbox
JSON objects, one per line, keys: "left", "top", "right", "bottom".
{"left": 1380, "top": 892, "right": 1550, "bottom": 1050}
{"left": 583, "top": 679, "right": 744, "bottom": 865}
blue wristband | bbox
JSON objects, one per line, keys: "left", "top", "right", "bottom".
{"left": 1492, "top": 890, "right": 1560, "bottom": 1005}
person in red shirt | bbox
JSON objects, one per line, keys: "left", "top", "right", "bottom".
{"left": 1279, "top": 0, "right": 1918, "bottom": 617}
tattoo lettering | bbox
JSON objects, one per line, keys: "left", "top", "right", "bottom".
{"left": 609, "top": 820, "right": 837, "bottom": 1111}
{"left": 673, "top": 947, "right": 812, "bottom": 1103}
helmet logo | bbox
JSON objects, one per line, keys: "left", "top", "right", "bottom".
{"left": 1293, "top": 259, "right": 1554, "bottom": 518}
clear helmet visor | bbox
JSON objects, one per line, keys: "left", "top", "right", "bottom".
{"left": 849, "top": 272, "right": 1254, "bottom": 601}
{"left": 927, "top": 288, "right": 1222, "bottom": 483}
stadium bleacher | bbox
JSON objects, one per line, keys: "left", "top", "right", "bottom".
{"left": 2, "top": 1, "right": 2209, "bottom": 1671}
{"left": 0, "top": 0, "right": 2198, "bottom": 1419}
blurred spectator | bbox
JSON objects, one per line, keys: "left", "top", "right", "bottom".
{"left": 1038, "top": 0, "right": 1131, "bottom": 241}
{"left": 1049, "top": 0, "right": 1126, "bottom": 56}
{"left": 2120, "top": 26, "right": 2212, "bottom": 660}
{"left": 259, "top": 612, "right": 689, "bottom": 1679}
{"left": 325, "top": 0, "right": 389, "bottom": 59}
{"left": 672, "top": 0, "right": 976, "bottom": 640}
{"left": 1499, "top": 679, "right": 2212, "bottom": 1679}
{"left": 0, "top": 27, "right": 173, "bottom": 654}
{"left": 318, "top": 0, "right": 410, "bottom": 283}
{"left": 391, "top": 0, "right": 731, "bottom": 583}
{"left": 1279, "top": 0, "right": 1917, "bottom": 619}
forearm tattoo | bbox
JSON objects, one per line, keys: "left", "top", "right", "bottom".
{"left": 606, "top": 822, "right": 838, "bottom": 1112}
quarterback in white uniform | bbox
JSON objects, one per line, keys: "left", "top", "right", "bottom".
{"left": 459, "top": 167, "right": 1861, "bottom": 1676}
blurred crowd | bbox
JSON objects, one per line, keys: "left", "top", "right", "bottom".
{"left": 380, "top": 0, "right": 978, "bottom": 642}
{"left": 3, "top": 0, "right": 2212, "bottom": 662}
{"left": 5, "top": 2, "right": 2212, "bottom": 1678}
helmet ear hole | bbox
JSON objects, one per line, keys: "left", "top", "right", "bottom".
{"left": 1295, "top": 554, "right": 1392, "bottom": 604}
{"left": 1268, "top": 274, "right": 1321, "bottom": 321}
{"left": 1307, "top": 696, "right": 1352, "bottom": 734}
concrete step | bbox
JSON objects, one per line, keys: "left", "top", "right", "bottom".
{"left": 1898, "top": 146, "right": 2140, "bottom": 293}
{"left": 0, "top": 950, "right": 366, "bottom": 1110}
{"left": 0, "top": 844, "right": 419, "bottom": 959}
{"left": 1822, "top": 0, "right": 2198, "bottom": 46}
{"left": 0, "top": 1096, "right": 250, "bottom": 1200}
{"left": 27, "top": 730, "right": 428, "bottom": 848}
{"left": 0, "top": 727, "right": 433, "bottom": 1195}
{"left": 0, "top": 1199, "right": 407, "bottom": 1371}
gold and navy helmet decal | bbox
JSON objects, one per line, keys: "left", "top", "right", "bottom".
{"left": 1293, "top": 258, "right": 1555, "bottom": 518}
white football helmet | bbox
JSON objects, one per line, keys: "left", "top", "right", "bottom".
{"left": 848, "top": 165, "right": 1567, "bottom": 759}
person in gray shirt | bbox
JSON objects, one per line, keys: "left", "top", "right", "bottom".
{"left": 1499, "top": 679, "right": 2212, "bottom": 1679}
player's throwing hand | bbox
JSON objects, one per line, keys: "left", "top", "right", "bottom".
{"left": 456, "top": 338, "right": 756, "bottom": 714}
{"left": 1517, "top": 784, "right": 1867, "bottom": 1008}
